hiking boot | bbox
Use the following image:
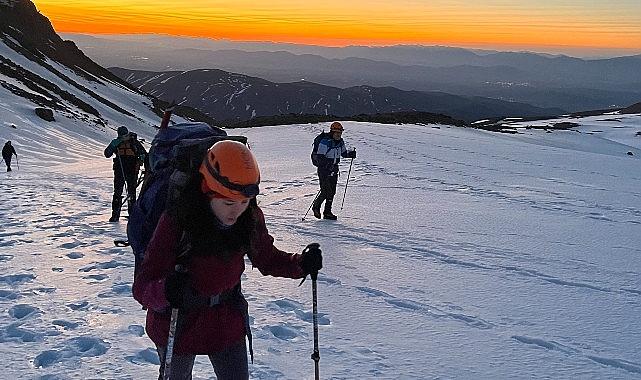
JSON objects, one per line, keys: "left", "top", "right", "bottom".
{"left": 323, "top": 212, "right": 337, "bottom": 220}
{"left": 323, "top": 200, "right": 336, "bottom": 220}
{"left": 6, "top": 167, "right": 11, "bottom": 172}
{"left": 109, "top": 206, "right": 120, "bottom": 223}
{"left": 312, "top": 208, "right": 321, "bottom": 219}
{"left": 110, "top": 196, "right": 122, "bottom": 222}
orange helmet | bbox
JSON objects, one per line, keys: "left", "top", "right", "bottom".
{"left": 199, "top": 140, "right": 260, "bottom": 200}
{"left": 330, "top": 121, "right": 344, "bottom": 132}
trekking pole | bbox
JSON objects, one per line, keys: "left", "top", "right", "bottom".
{"left": 163, "top": 264, "right": 184, "bottom": 380}
{"left": 310, "top": 270, "right": 320, "bottom": 380}
{"left": 164, "top": 309, "right": 179, "bottom": 380}
{"left": 15, "top": 156, "right": 19, "bottom": 170}
{"left": 120, "top": 170, "right": 145, "bottom": 210}
{"left": 115, "top": 155, "right": 131, "bottom": 214}
{"left": 340, "top": 157, "right": 354, "bottom": 210}
{"left": 302, "top": 189, "right": 322, "bottom": 221}
{"left": 117, "top": 155, "right": 128, "bottom": 195}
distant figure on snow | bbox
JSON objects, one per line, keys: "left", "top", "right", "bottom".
{"left": 2, "top": 141, "right": 17, "bottom": 172}
{"left": 104, "top": 126, "right": 146, "bottom": 222}
{"left": 311, "top": 121, "right": 356, "bottom": 220}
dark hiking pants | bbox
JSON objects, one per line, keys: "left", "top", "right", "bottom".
{"left": 313, "top": 173, "right": 338, "bottom": 214}
{"left": 3, "top": 155, "right": 11, "bottom": 172}
{"left": 156, "top": 339, "right": 249, "bottom": 380}
{"left": 112, "top": 164, "right": 138, "bottom": 213}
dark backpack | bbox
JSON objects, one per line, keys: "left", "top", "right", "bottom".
{"left": 311, "top": 131, "right": 330, "bottom": 167}
{"left": 126, "top": 121, "right": 247, "bottom": 277}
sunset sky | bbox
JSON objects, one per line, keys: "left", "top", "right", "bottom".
{"left": 32, "top": 0, "right": 641, "bottom": 55}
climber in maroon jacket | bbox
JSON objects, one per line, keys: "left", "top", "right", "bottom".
{"left": 133, "top": 140, "right": 323, "bottom": 380}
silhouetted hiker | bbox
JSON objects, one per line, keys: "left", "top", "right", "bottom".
{"left": 310, "top": 121, "right": 356, "bottom": 220}
{"left": 104, "top": 126, "right": 146, "bottom": 222}
{"left": 2, "top": 141, "right": 17, "bottom": 172}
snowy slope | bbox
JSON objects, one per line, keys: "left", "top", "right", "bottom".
{"left": 0, "top": 0, "right": 198, "bottom": 167}
{"left": 1, "top": 112, "right": 641, "bottom": 379}
{"left": 0, "top": 36, "right": 166, "bottom": 166}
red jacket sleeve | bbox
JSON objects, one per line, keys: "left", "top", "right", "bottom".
{"left": 248, "top": 207, "right": 305, "bottom": 279}
{"left": 132, "top": 212, "right": 178, "bottom": 312}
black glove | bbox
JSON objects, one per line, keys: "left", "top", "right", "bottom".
{"left": 347, "top": 149, "right": 356, "bottom": 159}
{"left": 300, "top": 243, "right": 323, "bottom": 275}
{"left": 164, "top": 270, "right": 208, "bottom": 311}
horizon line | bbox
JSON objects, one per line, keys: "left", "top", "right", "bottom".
{"left": 61, "top": 32, "right": 641, "bottom": 59}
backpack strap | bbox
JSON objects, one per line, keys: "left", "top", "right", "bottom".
{"left": 175, "top": 229, "right": 192, "bottom": 267}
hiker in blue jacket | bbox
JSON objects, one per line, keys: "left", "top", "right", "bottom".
{"left": 104, "top": 126, "right": 146, "bottom": 222}
{"left": 311, "top": 122, "right": 356, "bottom": 220}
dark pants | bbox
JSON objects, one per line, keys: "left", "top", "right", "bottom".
{"left": 156, "top": 339, "right": 249, "bottom": 380}
{"left": 313, "top": 172, "right": 338, "bottom": 214}
{"left": 111, "top": 159, "right": 138, "bottom": 219}
{"left": 3, "top": 155, "right": 11, "bottom": 172}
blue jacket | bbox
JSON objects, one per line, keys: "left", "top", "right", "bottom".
{"left": 314, "top": 136, "right": 350, "bottom": 177}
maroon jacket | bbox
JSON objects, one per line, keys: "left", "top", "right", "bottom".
{"left": 132, "top": 206, "right": 305, "bottom": 354}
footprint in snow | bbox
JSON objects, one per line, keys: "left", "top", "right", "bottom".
{"left": 66, "top": 252, "right": 84, "bottom": 259}
{"left": 78, "top": 260, "right": 131, "bottom": 272}
{"left": 0, "top": 273, "right": 36, "bottom": 285}
{"left": 9, "top": 304, "right": 40, "bottom": 319}
{"left": 97, "top": 283, "right": 132, "bottom": 298}
{"left": 58, "top": 241, "right": 82, "bottom": 249}
{"left": 52, "top": 319, "right": 80, "bottom": 330}
{"left": 0, "top": 289, "right": 20, "bottom": 300}
{"left": 127, "top": 324, "right": 145, "bottom": 337}
{"left": 66, "top": 300, "right": 89, "bottom": 311}
{"left": 0, "top": 322, "right": 45, "bottom": 343}
{"left": 267, "top": 298, "right": 331, "bottom": 325}
{"left": 82, "top": 273, "right": 109, "bottom": 282}
{"left": 267, "top": 324, "right": 303, "bottom": 341}
{"left": 125, "top": 347, "right": 160, "bottom": 365}
{"left": 33, "top": 336, "right": 111, "bottom": 368}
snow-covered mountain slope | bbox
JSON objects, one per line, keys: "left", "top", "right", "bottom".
{"left": 0, "top": 0, "right": 195, "bottom": 166}
{"left": 1, "top": 111, "right": 640, "bottom": 379}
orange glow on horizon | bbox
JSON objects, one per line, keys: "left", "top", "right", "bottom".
{"left": 31, "top": 1, "right": 641, "bottom": 53}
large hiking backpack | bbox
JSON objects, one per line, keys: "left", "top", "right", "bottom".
{"left": 126, "top": 121, "right": 247, "bottom": 277}
{"left": 310, "top": 131, "right": 330, "bottom": 167}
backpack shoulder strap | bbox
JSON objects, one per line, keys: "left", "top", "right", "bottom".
{"left": 174, "top": 229, "right": 192, "bottom": 268}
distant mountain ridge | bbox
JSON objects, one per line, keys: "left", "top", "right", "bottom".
{"left": 110, "top": 67, "right": 563, "bottom": 123}
{"left": 68, "top": 34, "right": 641, "bottom": 113}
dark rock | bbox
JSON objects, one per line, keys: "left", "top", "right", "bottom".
{"left": 35, "top": 107, "right": 55, "bottom": 121}
{"left": 552, "top": 121, "right": 579, "bottom": 129}
{"left": 627, "top": 151, "right": 634, "bottom": 156}
{"left": 620, "top": 102, "right": 641, "bottom": 114}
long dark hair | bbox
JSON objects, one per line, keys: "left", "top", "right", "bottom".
{"left": 170, "top": 173, "right": 258, "bottom": 261}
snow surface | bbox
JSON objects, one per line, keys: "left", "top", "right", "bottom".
{"left": 1, "top": 113, "right": 641, "bottom": 379}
